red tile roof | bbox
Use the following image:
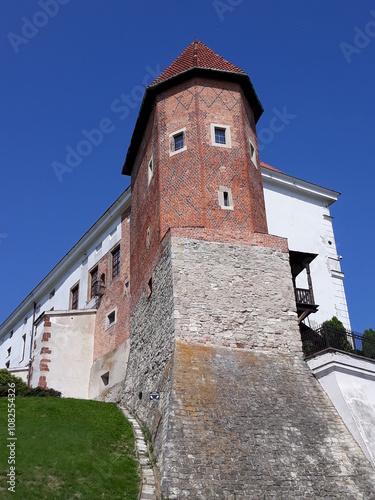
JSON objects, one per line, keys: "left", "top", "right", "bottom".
{"left": 151, "top": 40, "right": 246, "bottom": 86}
{"left": 260, "top": 161, "right": 282, "bottom": 173}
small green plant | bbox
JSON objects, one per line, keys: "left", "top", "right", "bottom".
{"left": 362, "top": 328, "right": 375, "bottom": 358}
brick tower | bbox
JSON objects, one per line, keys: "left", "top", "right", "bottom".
{"left": 122, "top": 42, "right": 375, "bottom": 498}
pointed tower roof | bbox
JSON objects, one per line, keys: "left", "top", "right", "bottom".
{"left": 122, "top": 41, "right": 263, "bottom": 175}
{"left": 151, "top": 40, "right": 246, "bottom": 86}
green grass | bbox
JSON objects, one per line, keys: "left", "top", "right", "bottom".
{"left": 0, "top": 398, "right": 140, "bottom": 499}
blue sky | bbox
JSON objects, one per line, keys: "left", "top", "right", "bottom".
{"left": 0, "top": 1, "right": 374, "bottom": 332}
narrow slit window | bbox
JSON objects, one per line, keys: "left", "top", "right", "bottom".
{"left": 20, "top": 334, "right": 26, "bottom": 361}
{"left": 70, "top": 283, "right": 79, "bottom": 310}
{"left": 148, "top": 156, "right": 153, "bottom": 184}
{"left": 147, "top": 278, "right": 152, "bottom": 298}
{"left": 111, "top": 246, "right": 120, "bottom": 280}
{"left": 89, "top": 266, "right": 99, "bottom": 299}
{"left": 223, "top": 191, "right": 229, "bottom": 207}
{"left": 249, "top": 139, "right": 258, "bottom": 168}
{"left": 218, "top": 187, "right": 234, "bottom": 210}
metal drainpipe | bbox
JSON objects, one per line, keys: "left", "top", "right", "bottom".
{"left": 27, "top": 302, "right": 37, "bottom": 387}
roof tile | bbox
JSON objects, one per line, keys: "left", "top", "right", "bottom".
{"left": 151, "top": 40, "right": 246, "bottom": 86}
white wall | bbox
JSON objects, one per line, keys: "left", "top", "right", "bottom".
{"left": 263, "top": 176, "right": 351, "bottom": 330}
{"left": 308, "top": 351, "right": 375, "bottom": 465}
{"left": 0, "top": 215, "right": 122, "bottom": 373}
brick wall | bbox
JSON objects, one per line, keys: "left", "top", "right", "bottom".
{"left": 93, "top": 207, "right": 131, "bottom": 361}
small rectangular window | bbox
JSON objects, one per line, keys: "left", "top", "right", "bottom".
{"left": 70, "top": 283, "right": 79, "bottom": 310}
{"left": 49, "top": 289, "right": 55, "bottom": 299}
{"left": 211, "top": 124, "right": 231, "bottom": 148}
{"left": 215, "top": 127, "right": 226, "bottom": 145}
{"left": 105, "top": 308, "right": 117, "bottom": 330}
{"left": 111, "top": 246, "right": 120, "bottom": 280}
{"left": 5, "top": 361, "right": 10, "bottom": 369}
{"left": 9, "top": 330, "right": 13, "bottom": 339}
{"left": 169, "top": 128, "right": 186, "bottom": 155}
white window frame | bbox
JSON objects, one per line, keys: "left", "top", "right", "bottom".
{"left": 169, "top": 128, "right": 187, "bottom": 156}
{"left": 105, "top": 307, "right": 117, "bottom": 330}
{"left": 211, "top": 124, "right": 232, "bottom": 149}
{"left": 218, "top": 186, "right": 234, "bottom": 210}
{"left": 249, "top": 138, "right": 258, "bottom": 169}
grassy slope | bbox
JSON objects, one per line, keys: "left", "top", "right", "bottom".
{"left": 0, "top": 398, "right": 140, "bottom": 499}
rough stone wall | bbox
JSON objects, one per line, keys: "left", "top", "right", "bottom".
{"left": 123, "top": 236, "right": 375, "bottom": 498}
{"left": 163, "top": 342, "right": 375, "bottom": 499}
{"left": 123, "top": 238, "right": 176, "bottom": 473}
{"left": 171, "top": 236, "right": 300, "bottom": 353}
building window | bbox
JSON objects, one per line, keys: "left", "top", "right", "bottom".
{"left": 105, "top": 308, "right": 117, "bottom": 330}
{"left": 89, "top": 266, "right": 99, "bottom": 300}
{"left": 70, "top": 283, "right": 79, "bottom": 310}
{"left": 218, "top": 186, "right": 234, "bottom": 210}
{"left": 148, "top": 156, "right": 153, "bottom": 184}
{"left": 101, "top": 372, "right": 109, "bottom": 386}
{"left": 169, "top": 128, "right": 186, "bottom": 155}
{"left": 211, "top": 124, "right": 231, "bottom": 148}
{"left": 5, "top": 361, "right": 10, "bottom": 369}
{"left": 7, "top": 347, "right": 11, "bottom": 358}
{"left": 9, "top": 330, "right": 13, "bottom": 339}
{"left": 111, "top": 246, "right": 120, "bottom": 280}
{"left": 249, "top": 139, "right": 258, "bottom": 168}
{"left": 215, "top": 127, "right": 226, "bottom": 145}
{"left": 20, "top": 334, "right": 26, "bottom": 362}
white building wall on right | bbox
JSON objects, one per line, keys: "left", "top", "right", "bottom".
{"left": 262, "top": 168, "right": 351, "bottom": 330}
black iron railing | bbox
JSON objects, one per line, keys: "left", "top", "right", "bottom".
{"left": 302, "top": 325, "right": 375, "bottom": 360}
{"left": 295, "top": 288, "right": 314, "bottom": 305}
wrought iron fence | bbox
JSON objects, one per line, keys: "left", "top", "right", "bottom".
{"left": 301, "top": 325, "right": 375, "bottom": 360}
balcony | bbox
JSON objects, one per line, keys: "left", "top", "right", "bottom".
{"left": 301, "top": 325, "right": 375, "bottom": 361}
{"left": 290, "top": 251, "right": 319, "bottom": 323}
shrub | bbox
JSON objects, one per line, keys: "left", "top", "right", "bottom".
{"left": 0, "top": 369, "right": 61, "bottom": 397}
{"left": 322, "top": 316, "right": 353, "bottom": 353}
{"left": 362, "top": 328, "right": 375, "bottom": 359}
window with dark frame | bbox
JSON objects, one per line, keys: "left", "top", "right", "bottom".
{"left": 71, "top": 283, "right": 79, "bottom": 310}
{"left": 215, "top": 127, "right": 226, "bottom": 145}
{"left": 90, "top": 266, "right": 99, "bottom": 299}
{"left": 111, "top": 246, "right": 120, "bottom": 280}
{"left": 174, "top": 132, "right": 184, "bottom": 151}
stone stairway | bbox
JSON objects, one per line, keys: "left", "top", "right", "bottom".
{"left": 118, "top": 405, "right": 158, "bottom": 500}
